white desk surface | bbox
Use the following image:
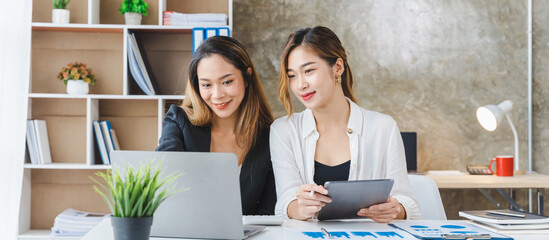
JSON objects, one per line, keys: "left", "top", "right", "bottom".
{"left": 83, "top": 218, "right": 549, "bottom": 240}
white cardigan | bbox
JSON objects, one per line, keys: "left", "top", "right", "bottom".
{"left": 269, "top": 99, "right": 421, "bottom": 220}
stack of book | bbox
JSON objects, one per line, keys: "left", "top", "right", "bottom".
{"left": 26, "top": 120, "right": 52, "bottom": 164}
{"left": 163, "top": 11, "right": 227, "bottom": 26}
{"left": 93, "top": 120, "right": 120, "bottom": 165}
{"left": 50, "top": 208, "right": 108, "bottom": 237}
{"left": 460, "top": 209, "right": 549, "bottom": 234}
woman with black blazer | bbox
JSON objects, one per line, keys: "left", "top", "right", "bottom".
{"left": 156, "top": 36, "right": 276, "bottom": 215}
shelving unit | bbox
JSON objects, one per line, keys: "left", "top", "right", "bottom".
{"left": 20, "top": 0, "right": 232, "bottom": 239}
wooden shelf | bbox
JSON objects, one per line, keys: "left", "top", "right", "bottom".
{"left": 20, "top": 0, "right": 232, "bottom": 237}
{"left": 32, "top": 23, "right": 230, "bottom": 34}
{"left": 24, "top": 163, "right": 111, "bottom": 170}
{"left": 18, "top": 230, "right": 80, "bottom": 239}
{"left": 28, "top": 93, "right": 185, "bottom": 100}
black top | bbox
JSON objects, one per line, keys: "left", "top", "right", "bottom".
{"left": 314, "top": 160, "right": 351, "bottom": 186}
{"left": 156, "top": 104, "right": 276, "bottom": 215}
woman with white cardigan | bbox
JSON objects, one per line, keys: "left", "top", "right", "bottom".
{"left": 270, "top": 26, "right": 421, "bottom": 222}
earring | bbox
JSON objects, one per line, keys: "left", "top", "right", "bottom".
{"left": 337, "top": 76, "right": 342, "bottom": 84}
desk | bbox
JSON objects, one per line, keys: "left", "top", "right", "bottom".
{"left": 426, "top": 173, "right": 549, "bottom": 215}
{"left": 84, "top": 218, "right": 549, "bottom": 240}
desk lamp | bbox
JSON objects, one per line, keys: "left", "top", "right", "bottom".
{"left": 476, "top": 100, "right": 519, "bottom": 171}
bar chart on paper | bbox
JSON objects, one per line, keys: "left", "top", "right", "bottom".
{"left": 287, "top": 228, "right": 416, "bottom": 239}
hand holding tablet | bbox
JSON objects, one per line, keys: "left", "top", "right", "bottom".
{"left": 317, "top": 179, "right": 395, "bottom": 221}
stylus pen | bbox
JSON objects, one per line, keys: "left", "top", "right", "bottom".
{"left": 320, "top": 228, "right": 333, "bottom": 239}
{"left": 486, "top": 210, "right": 526, "bottom": 218}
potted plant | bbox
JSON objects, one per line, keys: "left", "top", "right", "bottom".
{"left": 57, "top": 62, "right": 96, "bottom": 95}
{"left": 52, "top": 0, "right": 70, "bottom": 24}
{"left": 119, "top": 0, "right": 149, "bottom": 25}
{"left": 91, "top": 161, "right": 183, "bottom": 240}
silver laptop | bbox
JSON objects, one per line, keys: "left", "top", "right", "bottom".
{"left": 110, "top": 150, "right": 265, "bottom": 239}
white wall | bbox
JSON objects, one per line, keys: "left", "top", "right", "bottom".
{"left": 0, "top": 0, "right": 32, "bottom": 238}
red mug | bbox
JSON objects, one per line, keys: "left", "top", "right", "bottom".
{"left": 489, "top": 156, "right": 514, "bottom": 177}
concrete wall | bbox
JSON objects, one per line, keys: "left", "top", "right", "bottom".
{"left": 233, "top": 0, "right": 548, "bottom": 219}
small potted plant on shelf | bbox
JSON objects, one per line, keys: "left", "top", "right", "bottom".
{"left": 57, "top": 62, "right": 96, "bottom": 95}
{"left": 52, "top": 0, "right": 71, "bottom": 24}
{"left": 91, "top": 161, "right": 184, "bottom": 240}
{"left": 119, "top": 0, "right": 149, "bottom": 25}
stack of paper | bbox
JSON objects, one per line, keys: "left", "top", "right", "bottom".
{"left": 26, "top": 120, "right": 52, "bottom": 164}
{"left": 50, "top": 208, "right": 108, "bottom": 237}
{"left": 163, "top": 11, "right": 227, "bottom": 26}
{"left": 392, "top": 220, "right": 513, "bottom": 240}
{"left": 460, "top": 209, "right": 549, "bottom": 233}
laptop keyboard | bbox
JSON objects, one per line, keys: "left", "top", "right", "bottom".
{"left": 243, "top": 215, "right": 284, "bottom": 226}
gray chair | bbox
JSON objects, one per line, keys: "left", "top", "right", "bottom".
{"left": 408, "top": 174, "right": 447, "bottom": 220}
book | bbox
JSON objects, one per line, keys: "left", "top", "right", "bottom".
{"left": 477, "top": 220, "right": 549, "bottom": 230}
{"left": 163, "top": 11, "right": 227, "bottom": 26}
{"left": 110, "top": 129, "right": 121, "bottom": 151}
{"left": 127, "top": 35, "right": 153, "bottom": 95}
{"left": 26, "top": 120, "right": 39, "bottom": 164}
{"left": 459, "top": 209, "right": 549, "bottom": 224}
{"left": 471, "top": 221, "right": 549, "bottom": 234}
{"left": 93, "top": 121, "right": 109, "bottom": 165}
{"left": 100, "top": 121, "right": 115, "bottom": 158}
{"left": 33, "top": 119, "right": 52, "bottom": 164}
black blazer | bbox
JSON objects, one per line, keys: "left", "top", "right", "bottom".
{"left": 156, "top": 104, "right": 276, "bottom": 215}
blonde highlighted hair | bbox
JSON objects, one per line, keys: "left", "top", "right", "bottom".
{"left": 182, "top": 36, "right": 274, "bottom": 165}
{"left": 278, "top": 26, "right": 358, "bottom": 115}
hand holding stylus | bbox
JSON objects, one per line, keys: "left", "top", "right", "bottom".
{"left": 288, "top": 184, "right": 332, "bottom": 220}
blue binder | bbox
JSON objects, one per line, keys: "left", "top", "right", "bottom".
{"left": 192, "top": 28, "right": 205, "bottom": 54}
{"left": 217, "top": 27, "right": 230, "bottom": 36}
{"left": 205, "top": 27, "right": 217, "bottom": 39}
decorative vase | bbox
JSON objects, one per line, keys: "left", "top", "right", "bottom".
{"left": 111, "top": 216, "right": 153, "bottom": 240}
{"left": 124, "top": 12, "right": 142, "bottom": 25}
{"left": 66, "top": 80, "right": 89, "bottom": 95}
{"left": 52, "top": 9, "right": 70, "bottom": 24}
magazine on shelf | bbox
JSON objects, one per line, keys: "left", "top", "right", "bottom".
{"left": 100, "top": 120, "right": 115, "bottom": 158}
{"left": 129, "top": 31, "right": 160, "bottom": 95}
{"left": 26, "top": 120, "right": 39, "bottom": 164}
{"left": 33, "top": 119, "right": 52, "bottom": 164}
{"left": 93, "top": 121, "right": 110, "bottom": 164}
{"left": 127, "top": 35, "right": 152, "bottom": 95}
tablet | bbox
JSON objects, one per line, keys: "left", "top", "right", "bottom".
{"left": 317, "top": 179, "right": 394, "bottom": 220}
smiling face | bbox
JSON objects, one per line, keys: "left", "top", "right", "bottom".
{"left": 197, "top": 54, "right": 247, "bottom": 120}
{"left": 286, "top": 45, "right": 343, "bottom": 110}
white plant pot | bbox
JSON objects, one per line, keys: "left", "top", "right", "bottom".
{"left": 66, "top": 80, "right": 89, "bottom": 95}
{"left": 52, "top": 9, "right": 70, "bottom": 24}
{"left": 124, "top": 12, "right": 142, "bottom": 25}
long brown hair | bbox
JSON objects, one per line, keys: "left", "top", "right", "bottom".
{"left": 182, "top": 36, "right": 273, "bottom": 165}
{"left": 278, "top": 26, "right": 357, "bottom": 115}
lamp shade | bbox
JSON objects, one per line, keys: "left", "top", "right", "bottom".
{"left": 476, "top": 100, "right": 513, "bottom": 131}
